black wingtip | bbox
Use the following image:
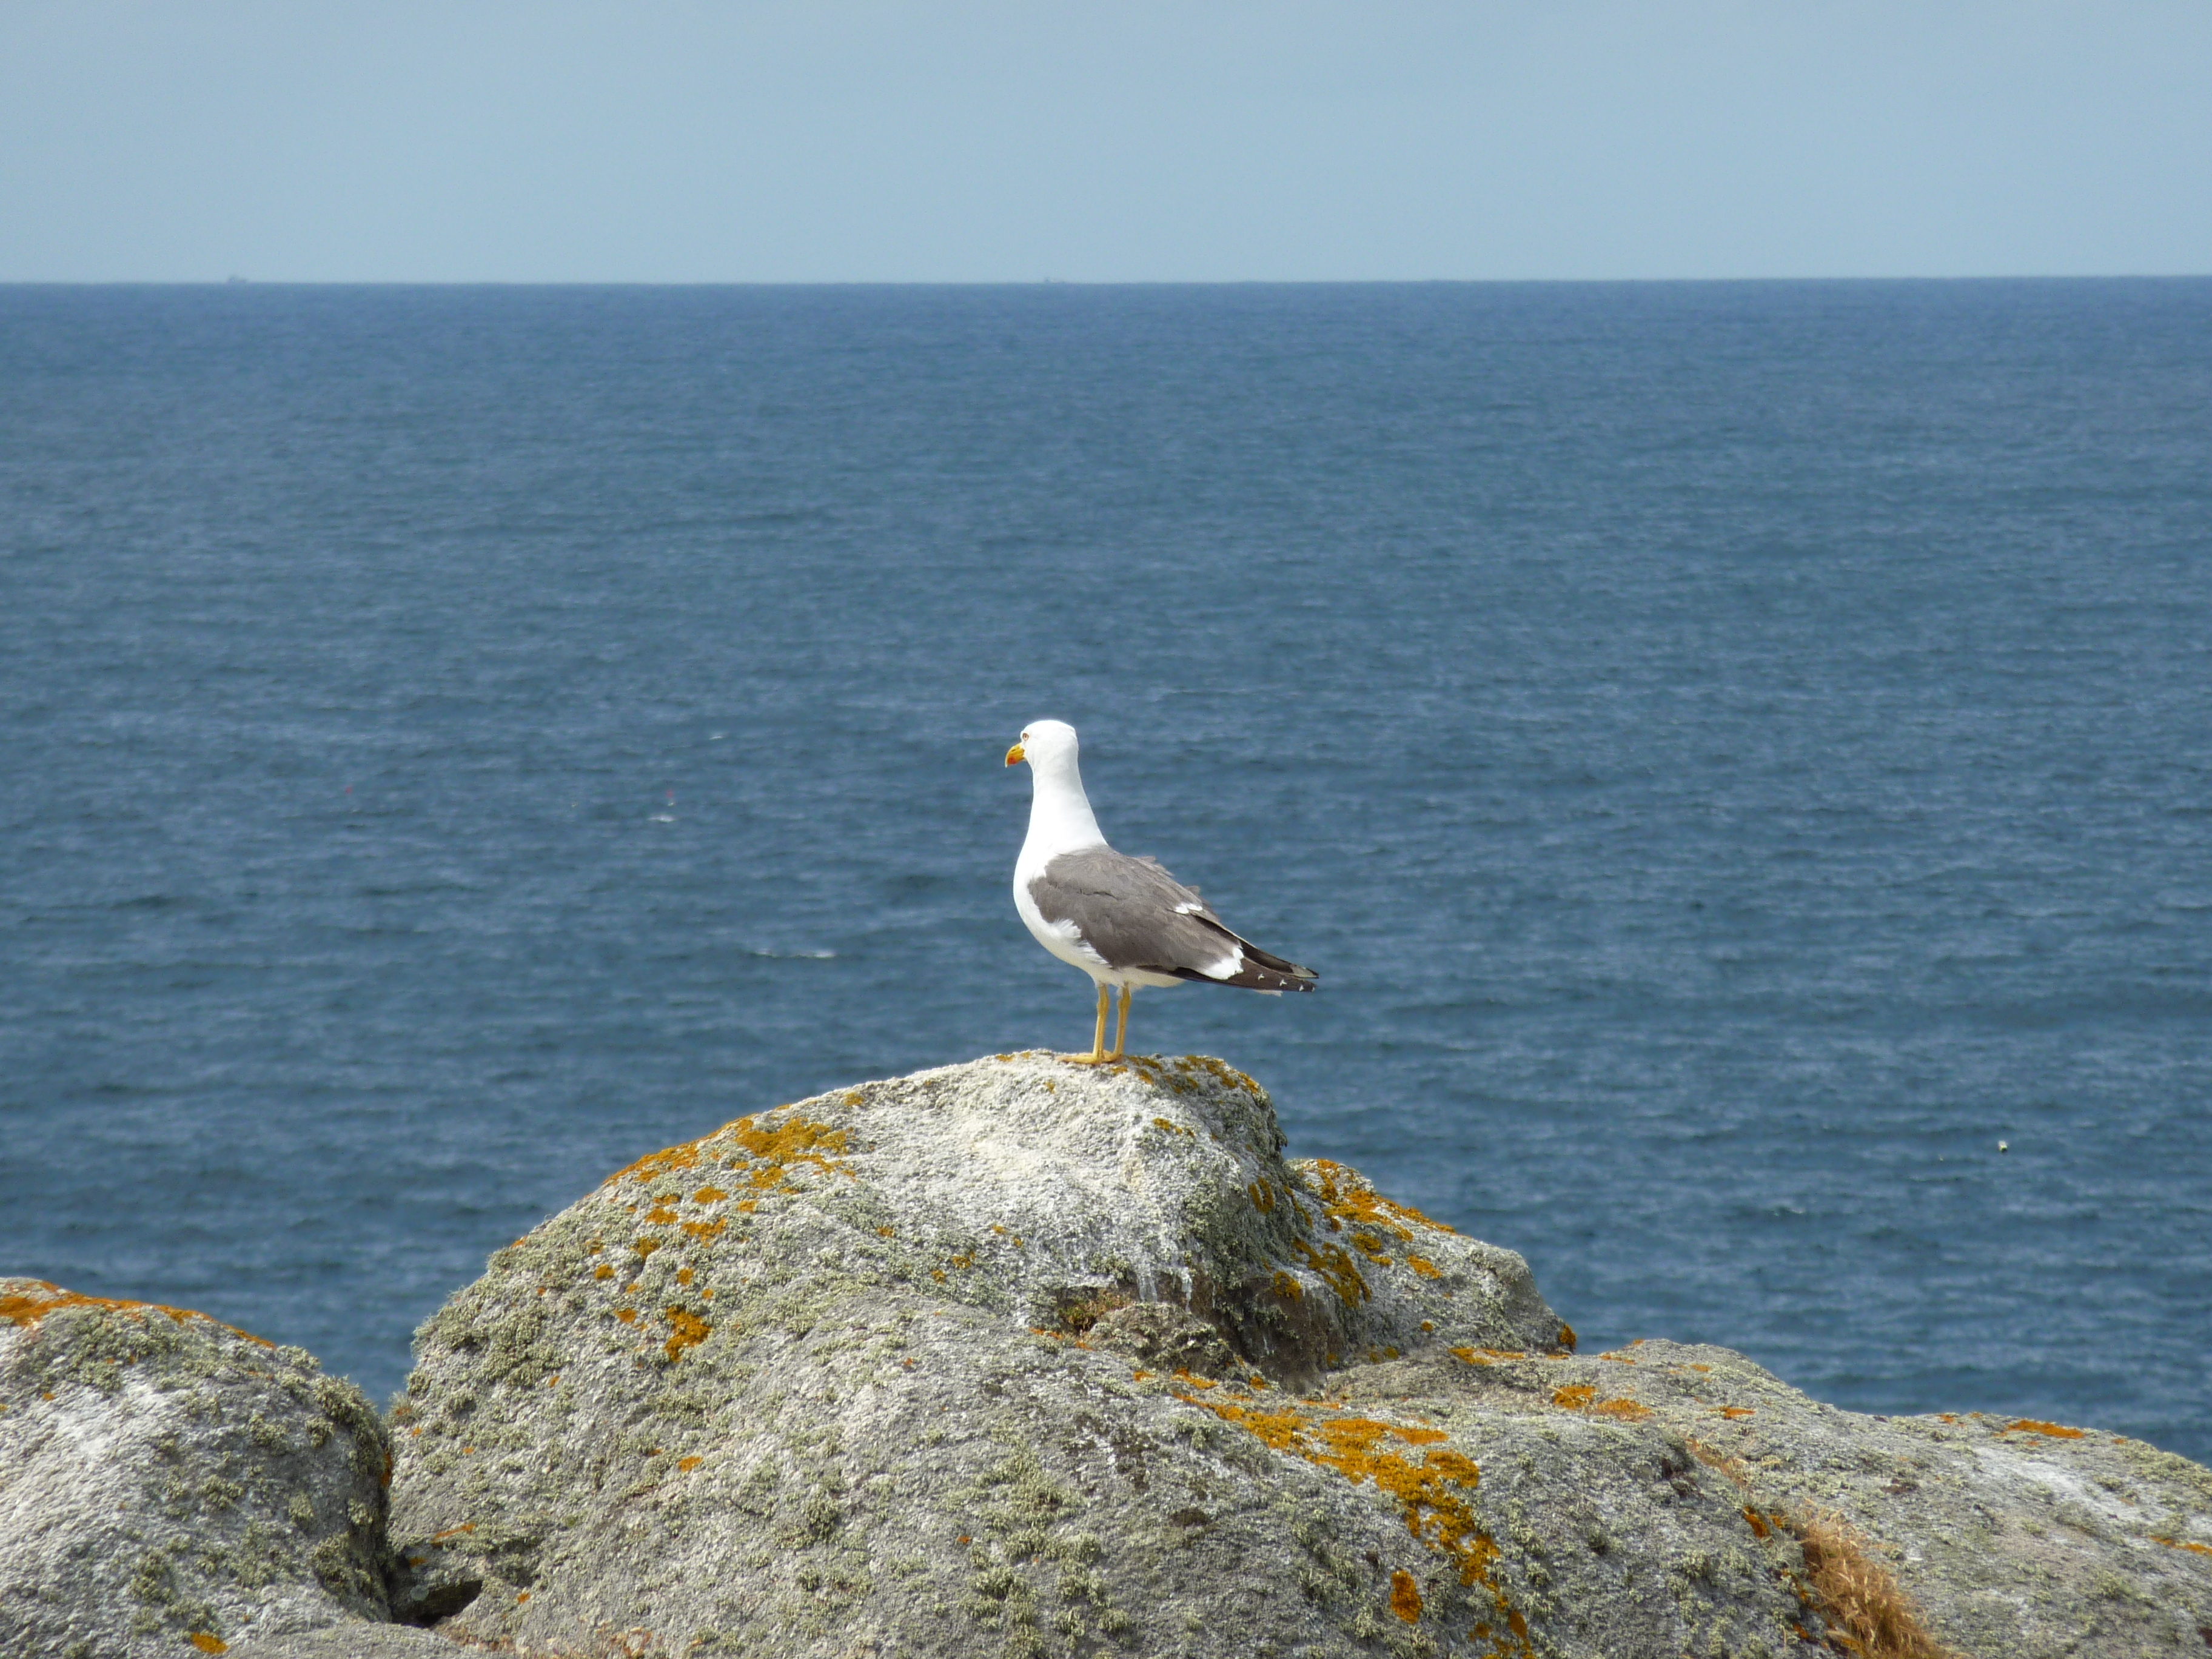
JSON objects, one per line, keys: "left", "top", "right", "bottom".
{"left": 1226, "top": 938, "right": 1316, "bottom": 991}
{"left": 1157, "top": 962, "right": 1318, "bottom": 993}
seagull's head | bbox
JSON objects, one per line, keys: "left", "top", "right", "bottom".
{"left": 1005, "top": 719, "right": 1078, "bottom": 770}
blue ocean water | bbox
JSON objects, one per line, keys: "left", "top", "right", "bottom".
{"left": 3, "top": 281, "right": 2208, "bottom": 1463}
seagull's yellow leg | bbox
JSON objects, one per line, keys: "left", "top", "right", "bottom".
{"left": 1066, "top": 982, "right": 1110, "bottom": 1065}
{"left": 1109, "top": 984, "right": 1131, "bottom": 1061}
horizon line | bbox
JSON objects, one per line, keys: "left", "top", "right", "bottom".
{"left": 5, "top": 273, "right": 2212, "bottom": 290}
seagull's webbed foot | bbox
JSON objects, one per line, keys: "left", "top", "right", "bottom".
{"left": 1062, "top": 982, "right": 1112, "bottom": 1065}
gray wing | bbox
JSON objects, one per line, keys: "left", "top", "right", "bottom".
{"left": 1029, "top": 846, "right": 1317, "bottom": 991}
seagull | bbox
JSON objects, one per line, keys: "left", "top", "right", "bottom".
{"left": 1005, "top": 720, "right": 1316, "bottom": 1064}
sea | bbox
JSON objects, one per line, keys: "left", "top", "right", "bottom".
{"left": 3, "top": 280, "right": 2207, "bottom": 1463}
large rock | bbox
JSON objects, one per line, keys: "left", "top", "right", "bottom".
{"left": 0, "top": 1279, "right": 392, "bottom": 1659}
{"left": 382, "top": 1050, "right": 2212, "bottom": 1657}
{"left": 1360, "top": 1341, "right": 2212, "bottom": 1657}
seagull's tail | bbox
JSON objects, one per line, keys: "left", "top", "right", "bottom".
{"left": 1155, "top": 925, "right": 1318, "bottom": 994}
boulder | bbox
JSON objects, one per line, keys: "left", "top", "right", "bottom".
{"left": 380, "top": 1050, "right": 2212, "bottom": 1656}
{"left": 0, "top": 1279, "right": 392, "bottom": 1659}
{"left": 1353, "top": 1341, "right": 2212, "bottom": 1657}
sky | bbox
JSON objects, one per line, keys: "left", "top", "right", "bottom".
{"left": 2, "top": 1, "right": 2208, "bottom": 283}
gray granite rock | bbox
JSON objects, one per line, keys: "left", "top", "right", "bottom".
{"left": 21, "top": 1051, "right": 2202, "bottom": 1659}
{"left": 1367, "top": 1339, "right": 2212, "bottom": 1657}
{"left": 387, "top": 1052, "right": 1575, "bottom": 1654}
{"left": 383, "top": 1051, "right": 2212, "bottom": 1658}
{"left": 0, "top": 1279, "right": 392, "bottom": 1659}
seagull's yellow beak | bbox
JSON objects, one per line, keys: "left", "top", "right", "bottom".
{"left": 1005, "top": 743, "right": 1025, "bottom": 766}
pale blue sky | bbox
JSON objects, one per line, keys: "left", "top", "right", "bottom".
{"left": 4, "top": 1, "right": 2208, "bottom": 281}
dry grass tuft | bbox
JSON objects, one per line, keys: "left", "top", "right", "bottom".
{"left": 1684, "top": 1439, "right": 1955, "bottom": 1659}
{"left": 1785, "top": 1507, "right": 1956, "bottom": 1659}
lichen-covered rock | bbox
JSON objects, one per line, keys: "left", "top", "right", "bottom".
{"left": 1381, "top": 1340, "right": 2212, "bottom": 1657}
{"left": 386, "top": 1053, "right": 2212, "bottom": 1658}
{"left": 0, "top": 1279, "right": 393, "bottom": 1659}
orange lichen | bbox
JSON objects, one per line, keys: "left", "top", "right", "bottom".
{"left": 189, "top": 1635, "right": 229, "bottom": 1654}
{"left": 633, "top": 1239, "right": 661, "bottom": 1259}
{"left": 1248, "top": 1180, "right": 1276, "bottom": 1213}
{"left": 1718, "top": 1407, "right": 1755, "bottom": 1420}
{"left": 1178, "top": 1390, "right": 1529, "bottom": 1658}
{"left": 1590, "top": 1398, "right": 1652, "bottom": 1422}
{"left": 877, "top": 1225, "right": 896, "bottom": 1238}
{"left": 1550, "top": 1381, "right": 1647, "bottom": 1420}
{"left": 2003, "top": 1419, "right": 2083, "bottom": 1439}
{"left": 1390, "top": 1569, "right": 1423, "bottom": 1622}
{"left": 729, "top": 1113, "right": 848, "bottom": 1175}
{"left": 2153, "top": 1535, "right": 2212, "bottom": 1557}
{"left": 1743, "top": 1508, "right": 1771, "bottom": 1538}
{"left": 602, "top": 1139, "right": 710, "bottom": 1188}
{"left": 0, "top": 1282, "right": 273, "bottom": 1347}
{"left": 1290, "top": 1238, "right": 1370, "bottom": 1306}
{"left": 1300, "top": 1159, "right": 1458, "bottom": 1245}
{"left": 663, "top": 1309, "right": 711, "bottom": 1362}
{"left": 606, "top": 1114, "right": 850, "bottom": 1216}
{"left": 1557, "top": 1324, "right": 1577, "bottom": 1352}
{"left": 616, "top": 1309, "right": 638, "bottom": 1325}
{"left": 1450, "top": 1348, "right": 1529, "bottom": 1366}
{"left": 680, "top": 1217, "right": 726, "bottom": 1242}
{"left": 1175, "top": 1054, "right": 1262, "bottom": 1093}
{"left": 1272, "top": 1270, "right": 1303, "bottom": 1302}
{"left": 675, "top": 1268, "right": 693, "bottom": 1286}
{"left": 1405, "top": 1255, "right": 1441, "bottom": 1279}
{"left": 677, "top": 1455, "right": 703, "bottom": 1472}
